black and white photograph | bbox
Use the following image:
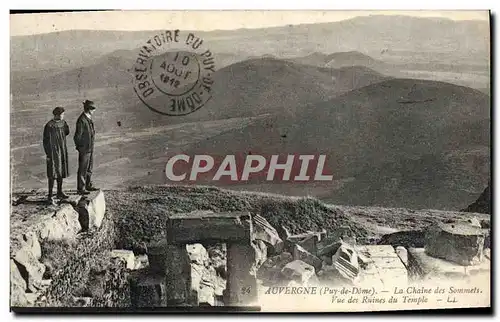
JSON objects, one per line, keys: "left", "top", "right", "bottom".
{"left": 8, "top": 9, "right": 491, "bottom": 312}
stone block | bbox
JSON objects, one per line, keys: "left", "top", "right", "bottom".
{"left": 165, "top": 244, "right": 191, "bottom": 305}
{"left": 167, "top": 212, "right": 252, "bottom": 244}
{"left": 252, "top": 215, "right": 283, "bottom": 254}
{"left": 331, "top": 243, "right": 359, "bottom": 283}
{"left": 292, "top": 244, "right": 322, "bottom": 272}
{"left": 425, "top": 222, "right": 485, "bottom": 266}
{"left": 129, "top": 271, "right": 167, "bottom": 307}
{"left": 281, "top": 260, "right": 316, "bottom": 285}
{"left": 110, "top": 250, "right": 136, "bottom": 270}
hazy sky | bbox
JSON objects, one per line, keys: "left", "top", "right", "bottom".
{"left": 10, "top": 10, "right": 489, "bottom": 36}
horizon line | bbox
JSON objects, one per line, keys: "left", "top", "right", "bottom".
{"left": 10, "top": 12, "right": 490, "bottom": 37}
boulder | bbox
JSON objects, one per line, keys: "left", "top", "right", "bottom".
{"left": 425, "top": 222, "right": 485, "bottom": 266}
{"left": 110, "top": 250, "right": 136, "bottom": 270}
{"left": 252, "top": 215, "right": 283, "bottom": 254}
{"left": 281, "top": 260, "right": 316, "bottom": 285}
{"left": 36, "top": 204, "right": 81, "bottom": 240}
{"left": 75, "top": 191, "right": 106, "bottom": 230}
{"left": 292, "top": 244, "right": 322, "bottom": 272}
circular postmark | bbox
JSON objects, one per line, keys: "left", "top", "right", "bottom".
{"left": 133, "top": 30, "right": 215, "bottom": 116}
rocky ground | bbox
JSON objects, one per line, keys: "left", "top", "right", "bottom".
{"left": 10, "top": 185, "right": 490, "bottom": 308}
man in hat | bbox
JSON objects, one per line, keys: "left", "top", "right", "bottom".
{"left": 74, "top": 100, "right": 98, "bottom": 195}
{"left": 43, "top": 107, "right": 70, "bottom": 201}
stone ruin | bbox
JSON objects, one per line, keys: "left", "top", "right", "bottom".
{"left": 117, "top": 210, "right": 491, "bottom": 307}
{"left": 11, "top": 189, "right": 490, "bottom": 309}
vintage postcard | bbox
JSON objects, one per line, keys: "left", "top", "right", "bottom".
{"left": 9, "top": 10, "right": 491, "bottom": 312}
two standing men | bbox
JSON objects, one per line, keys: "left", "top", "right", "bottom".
{"left": 43, "top": 100, "right": 98, "bottom": 201}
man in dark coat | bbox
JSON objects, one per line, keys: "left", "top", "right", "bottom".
{"left": 43, "top": 107, "right": 70, "bottom": 200}
{"left": 74, "top": 100, "right": 98, "bottom": 195}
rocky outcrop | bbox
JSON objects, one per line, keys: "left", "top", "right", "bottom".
{"left": 10, "top": 191, "right": 106, "bottom": 308}
{"left": 462, "top": 184, "right": 491, "bottom": 214}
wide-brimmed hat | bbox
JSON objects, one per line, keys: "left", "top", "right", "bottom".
{"left": 52, "top": 107, "right": 65, "bottom": 116}
{"left": 83, "top": 100, "right": 97, "bottom": 110}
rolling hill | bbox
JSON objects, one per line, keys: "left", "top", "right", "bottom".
{"left": 185, "top": 78, "right": 490, "bottom": 210}
{"left": 11, "top": 15, "right": 489, "bottom": 74}
{"left": 12, "top": 57, "right": 390, "bottom": 122}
